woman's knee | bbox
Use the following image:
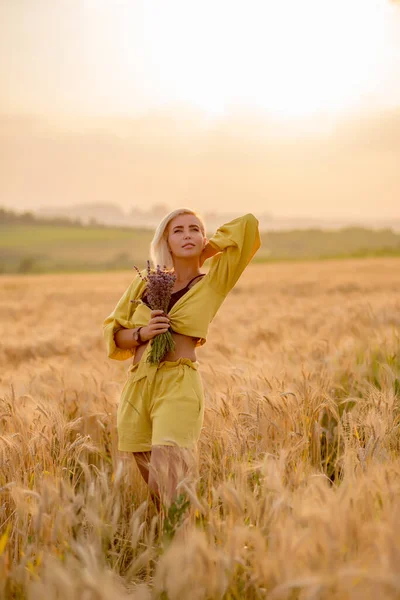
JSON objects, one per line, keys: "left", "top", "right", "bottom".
{"left": 149, "top": 445, "right": 195, "bottom": 492}
{"left": 148, "top": 446, "right": 179, "bottom": 492}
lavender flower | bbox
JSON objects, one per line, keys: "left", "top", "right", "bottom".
{"left": 133, "top": 261, "right": 177, "bottom": 364}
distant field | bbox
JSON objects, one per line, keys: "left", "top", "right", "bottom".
{"left": 1, "top": 222, "right": 400, "bottom": 274}
{"left": 0, "top": 224, "right": 151, "bottom": 274}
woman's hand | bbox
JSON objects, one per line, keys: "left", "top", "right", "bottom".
{"left": 199, "top": 240, "right": 219, "bottom": 267}
{"left": 140, "top": 310, "right": 171, "bottom": 342}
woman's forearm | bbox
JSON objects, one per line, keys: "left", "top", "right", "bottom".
{"left": 114, "top": 327, "right": 142, "bottom": 350}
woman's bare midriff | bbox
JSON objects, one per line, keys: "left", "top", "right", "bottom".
{"left": 132, "top": 331, "right": 199, "bottom": 365}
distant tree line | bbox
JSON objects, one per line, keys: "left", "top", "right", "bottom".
{"left": 0, "top": 206, "right": 103, "bottom": 228}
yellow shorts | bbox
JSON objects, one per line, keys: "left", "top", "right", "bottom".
{"left": 117, "top": 357, "right": 205, "bottom": 452}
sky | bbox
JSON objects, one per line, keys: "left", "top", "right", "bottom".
{"left": 1, "top": 0, "right": 400, "bottom": 219}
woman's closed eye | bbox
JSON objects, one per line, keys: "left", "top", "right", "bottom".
{"left": 173, "top": 226, "right": 200, "bottom": 234}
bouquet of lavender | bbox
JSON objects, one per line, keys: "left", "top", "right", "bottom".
{"left": 134, "top": 261, "right": 177, "bottom": 365}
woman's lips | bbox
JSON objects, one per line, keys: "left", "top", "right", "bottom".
{"left": 182, "top": 243, "right": 195, "bottom": 248}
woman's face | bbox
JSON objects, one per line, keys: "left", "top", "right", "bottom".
{"left": 167, "top": 213, "right": 206, "bottom": 260}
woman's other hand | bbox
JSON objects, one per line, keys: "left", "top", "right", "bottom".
{"left": 199, "top": 240, "right": 219, "bottom": 267}
{"left": 140, "top": 310, "right": 171, "bottom": 342}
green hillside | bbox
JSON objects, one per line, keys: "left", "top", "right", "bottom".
{"left": 1, "top": 222, "right": 400, "bottom": 274}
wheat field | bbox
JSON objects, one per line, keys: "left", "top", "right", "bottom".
{"left": 1, "top": 258, "right": 400, "bottom": 599}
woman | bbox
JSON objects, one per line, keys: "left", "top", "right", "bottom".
{"left": 103, "top": 209, "right": 260, "bottom": 508}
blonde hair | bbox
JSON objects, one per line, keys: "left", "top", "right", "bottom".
{"left": 150, "top": 207, "right": 206, "bottom": 269}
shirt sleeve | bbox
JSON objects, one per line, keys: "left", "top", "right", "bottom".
{"left": 102, "top": 271, "right": 146, "bottom": 361}
{"left": 206, "top": 213, "right": 261, "bottom": 296}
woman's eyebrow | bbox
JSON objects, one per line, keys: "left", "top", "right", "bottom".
{"left": 172, "top": 224, "right": 200, "bottom": 230}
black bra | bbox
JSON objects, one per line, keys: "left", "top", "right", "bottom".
{"left": 141, "top": 273, "right": 205, "bottom": 312}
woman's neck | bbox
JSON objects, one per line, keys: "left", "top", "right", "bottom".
{"left": 172, "top": 259, "right": 201, "bottom": 283}
{"left": 173, "top": 270, "right": 202, "bottom": 284}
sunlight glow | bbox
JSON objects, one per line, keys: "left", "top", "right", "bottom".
{"left": 2, "top": 0, "right": 398, "bottom": 122}
{"left": 115, "top": 0, "right": 392, "bottom": 120}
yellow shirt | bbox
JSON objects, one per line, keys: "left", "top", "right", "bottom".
{"left": 103, "top": 212, "right": 261, "bottom": 362}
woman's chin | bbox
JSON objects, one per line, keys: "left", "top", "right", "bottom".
{"left": 174, "top": 250, "right": 201, "bottom": 261}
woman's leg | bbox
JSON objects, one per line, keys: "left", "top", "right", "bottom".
{"left": 147, "top": 360, "right": 204, "bottom": 508}
{"left": 148, "top": 445, "right": 194, "bottom": 508}
{"left": 133, "top": 451, "right": 151, "bottom": 484}
{"left": 133, "top": 450, "right": 162, "bottom": 510}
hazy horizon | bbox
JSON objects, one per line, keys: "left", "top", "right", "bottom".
{"left": 1, "top": 107, "right": 399, "bottom": 222}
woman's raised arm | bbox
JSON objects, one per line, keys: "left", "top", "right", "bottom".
{"left": 204, "top": 213, "right": 261, "bottom": 296}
